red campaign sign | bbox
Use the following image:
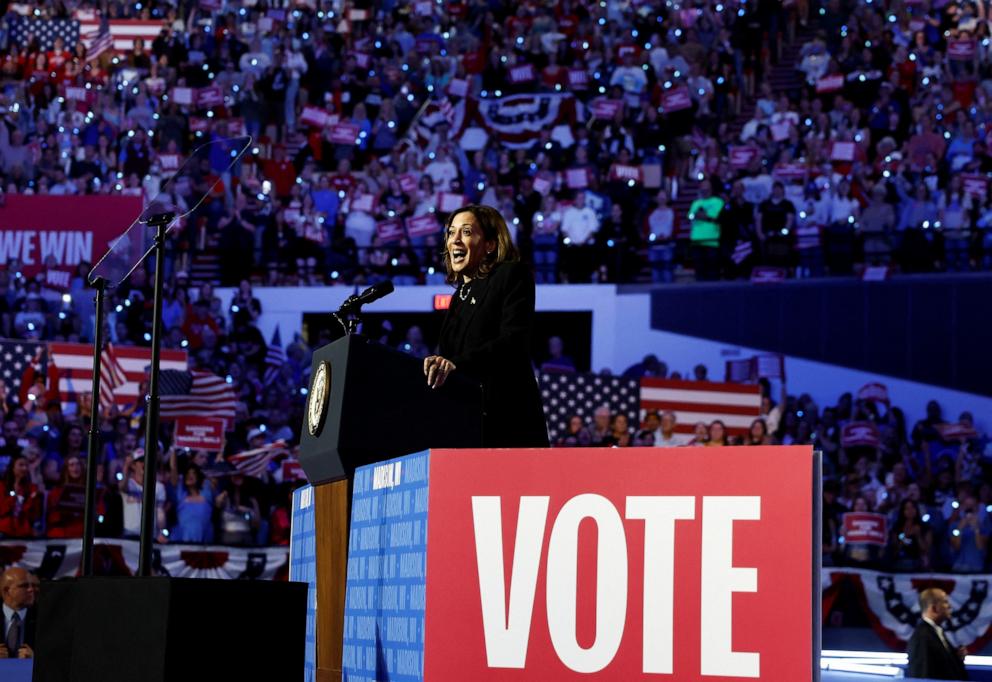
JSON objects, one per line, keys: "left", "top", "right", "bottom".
{"left": 830, "top": 141, "right": 856, "bottom": 162}
{"left": 568, "top": 69, "right": 589, "bottom": 89}
{"left": 773, "top": 163, "right": 808, "bottom": 182}
{"left": 841, "top": 421, "right": 880, "bottom": 448}
{"left": 406, "top": 213, "right": 441, "bottom": 238}
{"left": 948, "top": 39, "right": 977, "bottom": 60}
{"left": 174, "top": 416, "right": 226, "bottom": 451}
{"left": 189, "top": 117, "right": 210, "bottom": 132}
{"left": 398, "top": 174, "right": 419, "bottom": 194}
{"left": 729, "top": 146, "right": 760, "bottom": 169}
{"left": 842, "top": 513, "right": 887, "bottom": 546}
{"left": 857, "top": 382, "right": 890, "bottom": 405}
{"left": 281, "top": 459, "right": 308, "bottom": 482}
{"left": 44, "top": 270, "right": 71, "bottom": 291}
{"left": 0, "top": 195, "right": 141, "bottom": 278}
{"left": 816, "top": 75, "right": 844, "bottom": 93}
{"left": 375, "top": 218, "right": 405, "bottom": 243}
{"left": 565, "top": 167, "right": 590, "bottom": 189}
{"left": 936, "top": 422, "right": 979, "bottom": 441}
{"left": 961, "top": 174, "right": 988, "bottom": 197}
{"left": 508, "top": 63, "right": 537, "bottom": 84}
{"left": 300, "top": 105, "right": 333, "bottom": 128}
{"left": 157, "top": 154, "right": 181, "bottom": 172}
{"left": 424, "top": 447, "right": 815, "bottom": 680}
{"left": 590, "top": 98, "right": 624, "bottom": 120}
{"left": 750, "top": 267, "right": 788, "bottom": 283}
{"left": 196, "top": 85, "right": 225, "bottom": 108}
{"left": 328, "top": 123, "right": 361, "bottom": 145}
{"left": 610, "top": 164, "right": 642, "bottom": 183}
{"left": 660, "top": 86, "right": 692, "bottom": 112}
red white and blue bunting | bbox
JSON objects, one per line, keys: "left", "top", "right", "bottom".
{"left": 0, "top": 539, "right": 289, "bottom": 581}
{"left": 823, "top": 568, "right": 992, "bottom": 652}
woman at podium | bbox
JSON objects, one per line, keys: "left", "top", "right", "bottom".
{"left": 424, "top": 204, "right": 550, "bottom": 448}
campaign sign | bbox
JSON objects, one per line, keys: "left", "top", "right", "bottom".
{"left": 509, "top": 63, "right": 537, "bottom": 84}
{"left": 590, "top": 99, "right": 624, "bottom": 120}
{"left": 174, "top": 416, "right": 225, "bottom": 451}
{"left": 750, "top": 267, "right": 788, "bottom": 283}
{"left": 961, "top": 174, "right": 988, "bottom": 198}
{"left": 842, "top": 512, "right": 887, "bottom": 546}
{"left": 406, "top": 214, "right": 441, "bottom": 239}
{"left": 300, "top": 105, "right": 333, "bottom": 128}
{"left": 424, "top": 446, "right": 814, "bottom": 680}
{"left": 328, "top": 123, "right": 361, "bottom": 145}
{"left": 376, "top": 218, "right": 406, "bottom": 243}
{"left": 0, "top": 195, "right": 142, "bottom": 278}
{"left": 196, "top": 85, "right": 225, "bottom": 108}
{"left": 830, "top": 141, "right": 856, "bottom": 162}
{"left": 729, "top": 146, "right": 760, "bottom": 169}
{"left": 755, "top": 354, "right": 784, "bottom": 379}
{"left": 841, "top": 421, "right": 880, "bottom": 448}
{"left": 948, "top": 39, "right": 977, "bottom": 60}
{"left": 815, "top": 75, "right": 844, "bottom": 93}
{"left": 660, "top": 86, "right": 692, "bottom": 112}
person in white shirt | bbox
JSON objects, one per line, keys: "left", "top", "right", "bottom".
{"left": 120, "top": 450, "right": 167, "bottom": 540}
{"left": 424, "top": 146, "right": 460, "bottom": 192}
{"left": 561, "top": 192, "right": 600, "bottom": 282}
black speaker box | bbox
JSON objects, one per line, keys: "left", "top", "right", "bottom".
{"left": 33, "top": 577, "right": 306, "bottom": 682}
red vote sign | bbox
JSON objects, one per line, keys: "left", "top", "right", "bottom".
{"left": 424, "top": 446, "right": 815, "bottom": 680}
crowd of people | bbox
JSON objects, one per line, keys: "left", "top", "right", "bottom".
{"left": 3, "top": 0, "right": 992, "bottom": 286}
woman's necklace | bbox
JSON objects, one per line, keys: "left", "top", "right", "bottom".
{"left": 458, "top": 281, "right": 473, "bottom": 301}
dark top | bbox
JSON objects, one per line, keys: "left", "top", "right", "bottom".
{"left": 1, "top": 604, "right": 37, "bottom": 652}
{"left": 907, "top": 620, "right": 968, "bottom": 680}
{"left": 438, "top": 261, "right": 549, "bottom": 448}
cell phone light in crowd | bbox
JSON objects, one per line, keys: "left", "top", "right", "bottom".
{"left": 98, "top": 515, "right": 105, "bottom": 523}
{"left": 563, "top": 237, "right": 572, "bottom": 245}
{"left": 952, "top": 500, "right": 960, "bottom": 509}
{"left": 163, "top": 529, "right": 170, "bottom": 537}
{"left": 628, "top": 179, "right": 636, "bottom": 187}
{"left": 256, "top": 193, "right": 265, "bottom": 201}
{"left": 300, "top": 387, "right": 308, "bottom": 396}
{"left": 58, "top": 312, "right": 66, "bottom": 320}
{"left": 116, "top": 472, "right": 124, "bottom": 481}
{"left": 649, "top": 233, "right": 657, "bottom": 242}
{"left": 922, "top": 221, "right": 930, "bottom": 229}
{"left": 180, "top": 339, "right": 189, "bottom": 348}
{"left": 27, "top": 393, "right": 36, "bottom": 401}
{"left": 953, "top": 529, "right": 962, "bottom": 537}
{"left": 62, "top": 293, "right": 72, "bottom": 304}
{"left": 607, "top": 239, "right": 615, "bottom": 248}
{"left": 225, "top": 375, "right": 233, "bottom": 384}
{"left": 922, "top": 514, "right": 931, "bottom": 522}
{"left": 391, "top": 258, "right": 399, "bottom": 266}
{"left": 27, "top": 322, "right": 35, "bottom": 331}
{"left": 598, "top": 86, "right": 607, "bottom": 94}
{"left": 144, "top": 333, "right": 152, "bottom": 342}
{"left": 848, "top": 216, "right": 855, "bottom": 224}
{"left": 494, "top": 89, "right": 503, "bottom": 97}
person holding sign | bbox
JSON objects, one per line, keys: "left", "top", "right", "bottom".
{"left": 425, "top": 205, "right": 549, "bottom": 448}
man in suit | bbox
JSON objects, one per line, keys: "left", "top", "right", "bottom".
{"left": 907, "top": 587, "right": 968, "bottom": 680}
{"left": 0, "top": 567, "right": 38, "bottom": 659}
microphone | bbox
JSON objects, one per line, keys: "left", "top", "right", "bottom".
{"left": 337, "top": 280, "right": 394, "bottom": 314}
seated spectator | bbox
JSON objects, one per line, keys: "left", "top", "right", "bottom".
{"left": 539, "top": 336, "right": 576, "bottom": 374}
{"left": 0, "top": 455, "right": 42, "bottom": 538}
{"left": 706, "top": 420, "right": 729, "bottom": 447}
{"left": 556, "top": 415, "right": 592, "bottom": 448}
{"left": 0, "top": 567, "right": 38, "bottom": 660}
{"left": 45, "top": 455, "right": 89, "bottom": 538}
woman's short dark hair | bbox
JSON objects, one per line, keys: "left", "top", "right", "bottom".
{"left": 442, "top": 204, "right": 520, "bottom": 284}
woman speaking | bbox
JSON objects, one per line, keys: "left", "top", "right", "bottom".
{"left": 424, "top": 204, "right": 550, "bottom": 448}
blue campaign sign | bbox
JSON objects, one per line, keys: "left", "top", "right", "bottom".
{"left": 290, "top": 484, "right": 318, "bottom": 682}
{"left": 343, "top": 450, "right": 431, "bottom": 682}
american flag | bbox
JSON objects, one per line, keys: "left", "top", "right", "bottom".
{"left": 263, "top": 326, "right": 285, "bottom": 386}
{"left": 76, "top": 10, "right": 164, "bottom": 54}
{"left": 7, "top": 17, "right": 80, "bottom": 51}
{"left": 159, "top": 370, "right": 237, "bottom": 425}
{"left": 0, "top": 339, "right": 47, "bottom": 402}
{"left": 80, "top": 15, "right": 113, "bottom": 62}
{"left": 539, "top": 372, "right": 762, "bottom": 442}
{"left": 49, "top": 342, "right": 188, "bottom": 406}
{"left": 228, "top": 440, "right": 289, "bottom": 478}
{"left": 99, "top": 342, "right": 127, "bottom": 411}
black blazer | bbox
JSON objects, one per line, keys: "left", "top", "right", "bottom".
{"left": 1, "top": 605, "right": 37, "bottom": 653}
{"left": 907, "top": 621, "right": 968, "bottom": 680}
{"left": 439, "top": 261, "right": 549, "bottom": 448}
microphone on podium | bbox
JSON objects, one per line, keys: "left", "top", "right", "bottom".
{"left": 337, "top": 279, "right": 394, "bottom": 314}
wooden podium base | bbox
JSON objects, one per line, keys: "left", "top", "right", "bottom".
{"left": 314, "top": 478, "right": 350, "bottom": 679}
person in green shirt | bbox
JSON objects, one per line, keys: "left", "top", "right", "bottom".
{"left": 689, "top": 178, "right": 725, "bottom": 280}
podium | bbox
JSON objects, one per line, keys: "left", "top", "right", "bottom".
{"left": 295, "top": 335, "right": 481, "bottom": 680}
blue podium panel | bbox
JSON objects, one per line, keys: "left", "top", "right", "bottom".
{"left": 0, "top": 659, "right": 32, "bottom": 682}
{"left": 342, "top": 451, "right": 430, "bottom": 682}
{"left": 290, "top": 485, "right": 318, "bottom": 682}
